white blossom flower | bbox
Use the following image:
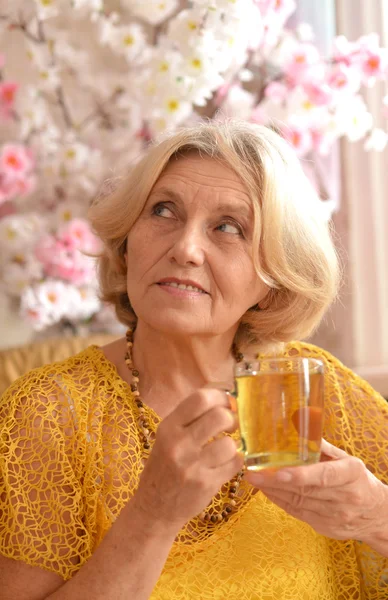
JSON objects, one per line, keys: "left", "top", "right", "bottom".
{"left": 0, "top": 215, "right": 45, "bottom": 256}
{"left": 71, "top": 0, "right": 103, "bottom": 12}
{"left": 286, "top": 87, "right": 327, "bottom": 128}
{"left": 32, "top": 0, "right": 59, "bottom": 20}
{"left": 70, "top": 286, "right": 101, "bottom": 320}
{"left": 52, "top": 38, "right": 90, "bottom": 70}
{"left": 337, "top": 96, "right": 373, "bottom": 142}
{"left": 54, "top": 201, "right": 85, "bottom": 225}
{"left": 364, "top": 127, "right": 388, "bottom": 151}
{"left": 60, "top": 139, "right": 93, "bottom": 172}
{"left": 167, "top": 8, "right": 207, "bottom": 51}
{"left": 1, "top": 257, "right": 44, "bottom": 297}
{"left": 220, "top": 86, "right": 256, "bottom": 120}
{"left": 129, "top": 0, "right": 179, "bottom": 26}
{"left": 296, "top": 23, "right": 315, "bottom": 42}
{"left": 100, "top": 21, "right": 147, "bottom": 61}
{"left": 36, "top": 66, "right": 62, "bottom": 92}
{"left": 155, "top": 93, "right": 192, "bottom": 126}
{"left": 20, "top": 289, "right": 55, "bottom": 331}
{"left": 20, "top": 280, "right": 76, "bottom": 330}
{"left": 18, "top": 88, "right": 53, "bottom": 138}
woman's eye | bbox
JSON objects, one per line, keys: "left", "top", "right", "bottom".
{"left": 217, "top": 221, "right": 243, "bottom": 236}
{"left": 152, "top": 202, "right": 174, "bottom": 218}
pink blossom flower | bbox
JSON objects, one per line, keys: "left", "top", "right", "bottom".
{"left": 213, "top": 83, "right": 232, "bottom": 107}
{"left": 0, "top": 174, "right": 36, "bottom": 205}
{"left": 258, "top": 0, "right": 296, "bottom": 24}
{"left": 327, "top": 64, "right": 361, "bottom": 95}
{"left": 0, "top": 82, "right": 18, "bottom": 120}
{"left": 35, "top": 219, "right": 101, "bottom": 285}
{"left": 310, "top": 129, "right": 336, "bottom": 155}
{"left": 303, "top": 82, "right": 333, "bottom": 107}
{"left": 264, "top": 81, "right": 288, "bottom": 104}
{"left": 59, "top": 218, "right": 101, "bottom": 253}
{"left": 332, "top": 35, "right": 360, "bottom": 66}
{"left": 35, "top": 234, "right": 97, "bottom": 285}
{"left": 283, "top": 124, "right": 313, "bottom": 156}
{"left": 258, "top": 0, "right": 296, "bottom": 50}
{"left": 0, "top": 144, "right": 35, "bottom": 180}
{"left": 360, "top": 48, "right": 388, "bottom": 86}
{"left": 284, "top": 43, "right": 321, "bottom": 85}
{"left": 0, "top": 145, "right": 36, "bottom": 205}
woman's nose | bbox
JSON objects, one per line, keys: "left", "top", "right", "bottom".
{"left": 166, "top": 225, "right": 206, "bottom": 267}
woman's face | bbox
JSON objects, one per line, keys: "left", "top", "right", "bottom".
{"left": 125, "top": 154, "right": 269, "bottom": 338}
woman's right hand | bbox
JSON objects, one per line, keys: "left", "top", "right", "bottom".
{"left": 132, "top": 388, "right": 243, "bottom": 532}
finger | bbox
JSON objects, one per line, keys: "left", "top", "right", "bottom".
{"left": 320, "top": 438, "right": 349, "bottom": 460}
{"left": 171, "top": 388, "right": 230, "bottom": 427}
{"left": 245, "top": 455, "right": 363, "bottom": 489}
{"left": 188, "top": 406, "right": 238, "bottom": 446}
{"left": 262, "top": 491, "right": 334, "bottom": 531}
{"left": 214, "top": 451, "right": 245, "bottom": 483}
{"left": 201, "top": 436, "right": 239, "bottom": 468}
{"left": 261, "top": 488, "right": 338, "bottom": 518}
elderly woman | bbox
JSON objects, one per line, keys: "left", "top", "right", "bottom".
{"left": 0, "top": 121, "right": 387, "bottom": 600}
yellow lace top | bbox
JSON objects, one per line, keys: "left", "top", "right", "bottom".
{"left": 0, "top": 341, "right": 387, "bottom": 599}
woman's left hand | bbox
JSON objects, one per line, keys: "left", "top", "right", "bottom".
{"left": 244, "top": 439, "right": 388, "bottom": 542}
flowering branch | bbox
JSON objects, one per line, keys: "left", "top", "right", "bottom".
{"left": 0, "top": 0, "right": 387, "bottom": 332}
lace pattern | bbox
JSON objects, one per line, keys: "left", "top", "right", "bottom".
{"left": 0, "top": 342, "right": 387, "bottom": 599}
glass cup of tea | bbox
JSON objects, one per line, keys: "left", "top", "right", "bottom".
{"left": 233, "top": 356, "right": 324, "bottom": 471}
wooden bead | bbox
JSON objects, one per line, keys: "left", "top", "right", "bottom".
{"left": 204, "top": 513, "right": 210, "bottom": 522}
{"left": 229, "top": 499, "right": 237, "bottom": 506}
{"left": 132, "top": 376, "right": 140, "bottom": 383}
{"left": 225, "top": 506, "right": 232, "bottom": 513}
{"left": 211, "top": 515, "right": 217, "bottom": 523}
{"left": 217, "top": 514, "right": 223, "bottom": 522}
{"left": 133, "top": 391, "right": 140, "bottom": 397}
{"left": 144, "top": 442, "right": 150, "bottom": 450}
{"left": 230, "top": 486, "right": 237, "bottom": 493}
{"left": 222, "top": 510, "right": 228, "bottom": 518}
{"left": 132, "top": 369, "right": 139, "bottom": 377}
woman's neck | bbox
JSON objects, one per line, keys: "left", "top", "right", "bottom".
{"left": 125, "top": 321, "right": 238, "bottom": 417}
{"left": 135, "top": 320, "right": 236, "bottom": 385}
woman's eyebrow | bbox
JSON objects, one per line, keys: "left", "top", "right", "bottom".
{"left": 151, "top": 187, "right": 182, "bottom": 202}
{"left": 215, "top": 202, "right": 252, "bottom": 220}
{"left": 151, "top": 187, "right": 252, "bottom": 220}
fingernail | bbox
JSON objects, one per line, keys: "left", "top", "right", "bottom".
{"left": 276, "top": 471, "right": 293, "bottom": 482}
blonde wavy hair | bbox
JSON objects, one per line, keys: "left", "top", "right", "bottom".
{"left": 88, "top": 120, "right": 340, "bottom": 353}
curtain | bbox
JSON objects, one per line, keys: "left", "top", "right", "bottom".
{"left": 314, "top": 0, "right": 388, "bottom": 396}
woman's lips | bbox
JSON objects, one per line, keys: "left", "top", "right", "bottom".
{"left": 157, "top": 282, "right": 208, "bottom": 297}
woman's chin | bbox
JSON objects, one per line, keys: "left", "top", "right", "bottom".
{"left": 136, "top": 309, "right": 211, "bottom": 336}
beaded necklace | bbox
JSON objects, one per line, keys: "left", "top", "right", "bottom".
{"left": 124, "top": 326, "right": 245, "bottom": 524}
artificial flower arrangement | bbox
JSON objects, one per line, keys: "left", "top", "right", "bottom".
{"left": 0, "top": 0, "right": 387, "bottom": 332}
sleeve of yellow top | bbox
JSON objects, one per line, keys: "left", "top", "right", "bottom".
{"left": 321, "top": 350, "right": 388, "bottom": 597}
{"left": 0, "top": 368, "right": 90, "bottom": 581}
